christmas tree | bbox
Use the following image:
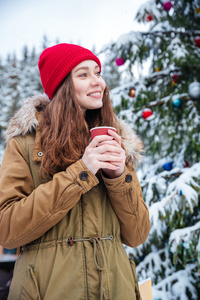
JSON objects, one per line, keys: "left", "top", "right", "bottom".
{"left": 102, "top": 0, "right": 200, "bottom": 299}
{"left": 0, "top": 3, "right": 200, "bottom": 296}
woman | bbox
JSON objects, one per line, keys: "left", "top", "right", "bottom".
{"left": 0, "top": 43, "right": 150, "bottom": 300}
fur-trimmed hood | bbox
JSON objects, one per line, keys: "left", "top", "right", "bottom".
{"left": 5, "top": 94, "right": 144, "bottom": 167}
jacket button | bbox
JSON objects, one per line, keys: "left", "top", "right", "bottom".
{"left": 125, "top": 174, "right": 132, "bottom": 183}
{"left": 80, "top": 172, "right": 88, "bottom": 181}
{"left": 38, "top": 151, "right": 43, "bottom": 157}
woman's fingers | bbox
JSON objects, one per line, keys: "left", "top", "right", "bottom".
{"left": 82, "top": 132, "right": 125, "bottom": 175}
{"left": 94, "top": 144, "right": 123, "bottom": 155}
{"left": 107, "top": 129, "right": 121, "bottom": 145}
{"left": 97, "top": 140, "right": 121, "bottom": 149}
{"left": 90, "top": 135, "right": 114, "bottom": 148}
{"left": 99, "top": 162, "right": 120, "bottom": 170}
{"left": 96, "top": 153, "right": 125, "bottom": 162}
{"left": 82, "top": 147, "right": 124, "bottom": 175}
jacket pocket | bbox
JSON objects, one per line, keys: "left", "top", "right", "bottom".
{"left": 129, "top": 259, "right": 142, "bottom": 300}
{"left": 19, "top": 265, "right": 41, "bottom": 300}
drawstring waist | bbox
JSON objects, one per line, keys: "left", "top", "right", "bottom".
{"left": 23, "top": 235, "right": 115, "bottom": 250}
{"left": 66, "top": 235, "right": 113, "bottom": 246}
{"left": 67, "top": 235, "right": 113, "bottom": 300}
{"left": 22, "top": 235, "right": 115, "bottom": 300}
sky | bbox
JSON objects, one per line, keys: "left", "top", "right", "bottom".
{"left": 0, "top": 0, "right": 148, "bottom": 61}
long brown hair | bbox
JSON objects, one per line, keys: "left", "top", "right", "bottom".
{"left": 40, "top": 73, "right": 119, "bottom": 177}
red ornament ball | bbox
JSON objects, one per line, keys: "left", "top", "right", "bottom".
{"left": 142, "top": 109, "right": 153, "bottom": 120}
{"left": 194, "top": 37, "right": 200, "bottom": 47}
{"left": 163, "top": 1, "right": 173, "bottom": 11}
{"left": 172, "top": 73, "right": 178, "bottom": 83}
{"left": 184, "top": 161, "right": 189, "bottom": 168}
{"left": 146, "top": 14, "right": 153, "bottom": 22}
{"left": 115, "top": 57, "right": 125, "bottom": 66}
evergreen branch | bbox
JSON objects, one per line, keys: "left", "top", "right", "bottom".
{"left": 145, "top": 68, "right": 181, "bottom": 83}
{"left": 97, "top": 30, "right": 200, "bottom": 55}
{"left": 0, "top": 125, "right": 7, "bottom": 131}
{"left": 132, "top": 95, "right": 191, "bottom": 112}
{"left": 170, "top": 222, "right": 200, "bottom": 247}
{"left": 153, "top": 265, "right": 197, "bottom": 295}
{"left": 137, "top": 30, "right": 200, "bottom": 37}
{"left": 111, "top": 69, "right": 181, "bottom": 96}
{"left": 163, "top": 191, "right": 178, "bottom": 207}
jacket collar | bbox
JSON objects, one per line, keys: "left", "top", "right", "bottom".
{"left": 5, "top": 94, "right": 144, "bottom": 167}
{"left": 5, "top": 94, "right": 50, "bottom": 162}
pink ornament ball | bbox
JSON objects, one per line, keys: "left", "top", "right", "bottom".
{"left": 115, "top": 57, "right": 125, "bottom": 66}
{"left": 163, "top": 1, "right": 173, "bottom": 11}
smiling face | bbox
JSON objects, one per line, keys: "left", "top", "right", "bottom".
{"left": 72, "top": 60, "right": 106, "bottom": 112}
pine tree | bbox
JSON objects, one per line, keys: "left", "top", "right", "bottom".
{"left": 41, "top": 34, "right": 50, "bottom": 50}
{"left": 103, "top": 0, "right": 200, "bottom": 299}
{"left": 0, "top": 45, "right": 43, "bottom": 161}
{"left": 101, "top": 56, "right": 122, "bottom": 90}
{"left": 22, "top": 45, "right": 29, "bottom": 62}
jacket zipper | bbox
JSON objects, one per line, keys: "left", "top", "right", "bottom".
{"left": 81, "top": 198, "right": 89, "bottom": 299}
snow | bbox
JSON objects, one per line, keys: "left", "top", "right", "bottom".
{"left": 169, "top": 221, "right": 200, "bottom": 251}
{"left": 152, "top": 265, "right": 197, "bottom": 300}
{"left": 0, "top": 1, "right": 200, "bottom": 299}
{"left": 136, "top": 0, "right": 162, "bottom": 22}
{"left": 167, "top": 37, "right": 189, "bottom": 59}
{"left": 167, "top": 163, "right": 200, "bottom": 209}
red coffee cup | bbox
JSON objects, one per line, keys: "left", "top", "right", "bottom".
{"left": 90, "top": 126, "right": 117, "bottom": 140}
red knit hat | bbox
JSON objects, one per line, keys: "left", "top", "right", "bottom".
{"left": 38, "top": 43, "right": 101, "bottom": 100}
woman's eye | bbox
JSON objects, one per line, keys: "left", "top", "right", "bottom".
{"left": 95, "top": 72, "right": 101, "bottom": 76}
{"left": 79, "top": 73, "right": 87, "bottom": 77}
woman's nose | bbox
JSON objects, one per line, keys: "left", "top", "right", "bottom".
{"left": 90, "top": 75, "right": 100, "bottom": 86}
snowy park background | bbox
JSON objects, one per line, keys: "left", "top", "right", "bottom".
{"left": 0, "top": 0, "right": 200, "bottom": 299}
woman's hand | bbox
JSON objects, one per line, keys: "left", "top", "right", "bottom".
{"left": 82, "top": 130, "right": 126, "bottom": 178}
{"left": 99, "top": 130, "right": 126, "bottom": 178}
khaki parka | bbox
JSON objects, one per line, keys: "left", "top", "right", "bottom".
{"left": 0, "top": 94, "right": 150, "bottom": 300}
